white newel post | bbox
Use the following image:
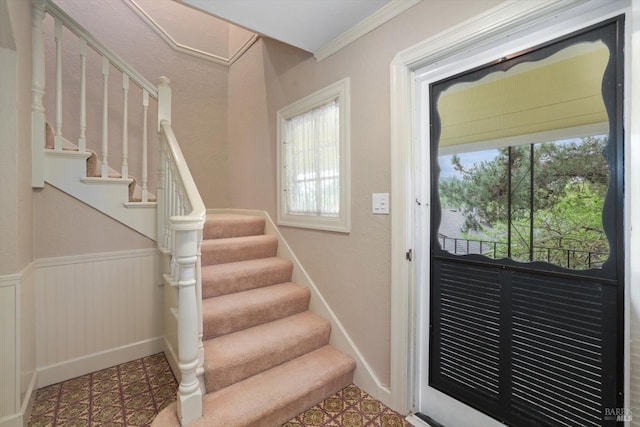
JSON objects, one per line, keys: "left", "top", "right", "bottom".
{"left": 158, "top": 76, "right": 171, "bottom": 129}
{"left": 31, "top": 0, "right": 46, "bottom": 188}
{"left": 173, "top": 222, "right": 203, "bottom": 425}
{"left": 196, "top": 230, "right": 205, "bottom": 394}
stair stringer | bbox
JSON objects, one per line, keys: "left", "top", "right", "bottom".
{"left": 205, "top": 208, "right": 392, "bottom": 407}
{"left": 44, "top": 149, "right": 156, "bottom": 240}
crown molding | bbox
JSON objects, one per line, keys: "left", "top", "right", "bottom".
{"left": 313, "top": 0, "right": 422, "bottom": 62}
{"left": 123, "top": 0, "right": 259, "bottom": 66}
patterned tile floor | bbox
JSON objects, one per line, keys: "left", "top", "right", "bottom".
{"left": 28, "top": 353, "right": 409, "bottom": 427}
{"left": 283, "top": 385, "right": 410, "bottom": 427}
{"left": 28, "top": 353, "right": 177, "bottom": 427}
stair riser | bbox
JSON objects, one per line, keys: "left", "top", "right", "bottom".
{"left": 201, "top": 237, "right": 278, "bottom": 265}
{"left": 202, "top": 259, "right": 293, "bottom": 298}
{"left": 195, "top": 346, "right": 356, "bottom": 427}
{"left": 204, "top": 216, "right": 265, "bottom": 239}
{"left": 204, "top": 318, "right": 331, "bottom": 392}
{"left": 203, "top": 286, "right": 311, "bottom": 339}
{"left": 249, "top": 368, "right": 354, "bottom": 427}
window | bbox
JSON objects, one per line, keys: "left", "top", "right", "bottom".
{"left": 438, "top": 135, "right": 610, "bottom": 269}
{"left": 277, "top": 78, "right": 350, "bottom": 232}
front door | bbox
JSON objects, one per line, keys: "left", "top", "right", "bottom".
{"left": 416, "top": 16, "right": 625, "bottom": 427}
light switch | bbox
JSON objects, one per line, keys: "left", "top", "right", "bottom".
{"left": 372, "top": 193, "right": 390, "bottom": 214}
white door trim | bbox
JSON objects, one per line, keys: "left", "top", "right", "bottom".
{"left": 389, "top": 0, "right": 635, "bottom": 416}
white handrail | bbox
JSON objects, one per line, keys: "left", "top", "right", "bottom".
{"left": 160, "top": 124, "right": 206, "bottom": 220}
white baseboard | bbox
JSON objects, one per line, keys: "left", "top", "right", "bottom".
{"left": 207, "top": 208, "right": 392, "bottom": 405}
{"left": 19, "top": 371, "right": 37, "bottom": 427}
{"left": 0, "top": 413, "right": 21, "bottom": 427}
{"left": 0, "top": 369, "right": 35, "bottom": 427}
{"left": 162, "top": 336, "right": 180, "bottom": 382}
{"left": 37, "top": 337, "right": 164, "bottom": 388}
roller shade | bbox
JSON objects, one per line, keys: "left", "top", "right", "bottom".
{"left": 437, "top": 42, "right": 609, "bottom": 150}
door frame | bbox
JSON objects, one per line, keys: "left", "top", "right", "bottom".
{"left": 389, "top": 0, "right": 639, "bottom": 422}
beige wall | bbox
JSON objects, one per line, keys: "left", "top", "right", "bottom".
{"left": 0, "top": 0, "right": 33, "bottom": 275}
{"left": 227, "top": 0, "right": 505, "bottom": 386}
{"left": 34, "top": 185, "right": 155, "bottom": 259}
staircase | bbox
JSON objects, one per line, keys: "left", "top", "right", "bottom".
{"left": 33, "top": 2, "right": 356, "bottom": 425}
{"left": 154, "top": 214, "right": 355, "bottom": 426}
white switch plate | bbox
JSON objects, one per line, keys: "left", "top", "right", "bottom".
{"left": 372, "top": 193, "right": 390, "bottom": 214}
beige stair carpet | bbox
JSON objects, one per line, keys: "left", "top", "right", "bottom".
{"left": 153, "top": 214, "right": 355, "bottom": 427}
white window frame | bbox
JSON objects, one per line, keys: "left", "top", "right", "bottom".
{"left": 276, "top": 78, "right": 351, "bottom": 233}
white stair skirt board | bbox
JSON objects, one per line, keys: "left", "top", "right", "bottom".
{"left": 43, "top": 150, "right": 156, "bottom": 240}
{"left": 207, "top": 208, "right": 392, "bottom": 407}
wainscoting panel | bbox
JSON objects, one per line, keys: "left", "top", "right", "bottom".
{"left": 0, "top": 279, "right": 17, "bottom": 421}
{"left": 35, "top": 249, "right": 163, "bottom": 387}
{"left": 0, "top": 265, "right": 37, "bottom": 427}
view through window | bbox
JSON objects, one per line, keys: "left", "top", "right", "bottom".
{"left": 437, "top": 135, "right": 610, "bottom": 269}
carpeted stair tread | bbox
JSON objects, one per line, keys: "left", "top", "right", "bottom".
{"left": 203, "top": 282, "right": 310, "bottom": 339}
{"left": 201, "top": 234, "right": 278, "bottom": 266}
{"left": 153, "top": 346, "right": 355, "bottom": 427}
{"left": 204, "top": 214, "right": 266, "bottom": 239}
{"left": 202, "top": 257, "right": 293, "bottom": 298}
{"left": 204, "top": 311, "right": 331, "bottom": 392}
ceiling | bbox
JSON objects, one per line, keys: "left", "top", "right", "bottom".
{"left": 175, "top": 0, "right": 414, "bottom": 57}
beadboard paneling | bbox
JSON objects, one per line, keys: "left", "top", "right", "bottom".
{"left": 35, "top": 249, "right": 162, "bottom": 386}
{"left": 0, "top": 281, "right": 17, "bottom": 420}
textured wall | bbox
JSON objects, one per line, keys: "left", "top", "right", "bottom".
{"left": 227, "top": 0, "right": 505, "bottom": 388}
{"left": 0, "top": 0, "right": 33, "bottom": 275}
{"left": 34, "top": 185, "right": 154, "bottom": 259}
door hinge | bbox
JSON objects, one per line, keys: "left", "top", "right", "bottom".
{"left": 406, "top": 249, "right": 413, "bottom": 261}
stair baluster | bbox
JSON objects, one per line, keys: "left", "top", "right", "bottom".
{"left": 142, "top": 89, "right": 150, "bottom": 202}
{"left": 78, "top": 39, "right": 87, "bottom": 152}
{"left": 121, "top": 74, "right": 129, "bottom": 179}
{"left": 54, "top": 18, "right": 63, "bottom": 151}
{"left": 31, "top": 0, "right": 46, "bottom": 188}
{"left": 101, "top": 56, "right": 110, "bottom": 178}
